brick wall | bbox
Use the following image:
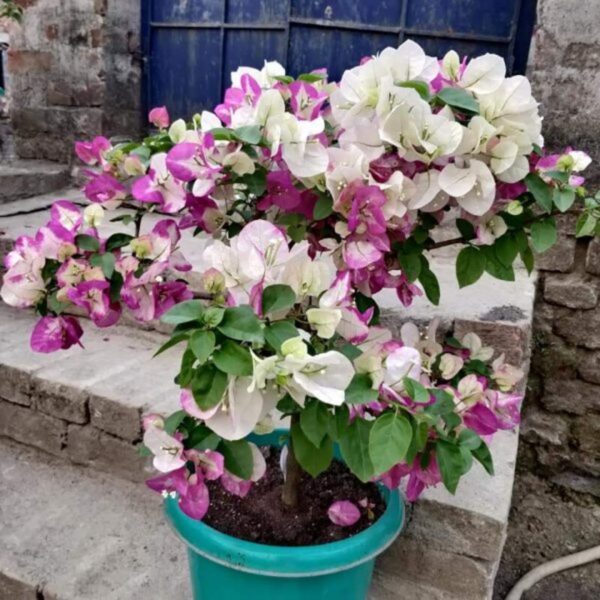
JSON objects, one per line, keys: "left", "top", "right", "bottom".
{"left": 518, "top": 0, "right": 600, "bottom": 497}
{"left": 7, "top": 0, "right": 141, "bottom": 163}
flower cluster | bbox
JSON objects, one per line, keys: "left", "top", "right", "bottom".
{"left": 1, "top": 41, "right": 595, "bottom": 521}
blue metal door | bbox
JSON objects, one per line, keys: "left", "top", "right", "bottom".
{"left": 142, "top": 0, "right": 536, "bottom": 119}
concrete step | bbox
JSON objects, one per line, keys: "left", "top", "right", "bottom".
{"left": 0, "top": 159, "right": 70, "bottom": 204}
{"left": 0, "top": 437, "right": 190, "bottom": 600}
{"left": 0, "top": 190, "right": 538, "bottom": 599}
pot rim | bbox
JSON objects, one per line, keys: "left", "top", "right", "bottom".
{"left": 164, "top": 431, "right": 405, "bottom": 577}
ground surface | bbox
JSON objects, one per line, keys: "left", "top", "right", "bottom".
{"left": 494, "top": 457, "right": 600, "bottom": 599}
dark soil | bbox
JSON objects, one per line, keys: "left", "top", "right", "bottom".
{"left": 203, "top": 446, "right": 386, "bottom": 546}
{"left": 494, "top": 468, "right": 600, "bottom": 599}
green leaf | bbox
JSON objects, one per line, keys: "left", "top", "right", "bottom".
{"left": 264, "top": 321, "right": 299, "bottom": 352}
{"left": 458, "top": 429, "right": 483, "bottom": 450}
{"left": 345, "top": 373, "right": 379, "bottom": 404}
{"left": 109, "top": 271, "right": 124, "bottom": 303}
{"left": 47, "top": 292, "right": 70, "bottom": 315}
{"left": 369, "top": 412, "right": 413, "bottom": 474}
{"left": 217, "top": 306, "right": 264, "bottom": 343}
{"left": 553, "top": 187, "right": 576, "bottom": 212}
{"left": 262, "top": 284, "right": 296, "bottom": 315}
{"left": 202, "top": 306, "right": 225, "bottom": 328}
{"left": 576, "top": 213, "right": 597, "bottom": 238}
{"left": 525, "top": 173, "right": 553, "bottom": 212}
{"left": 405, "top": 419, "right": 428, "bottom": 464}
{"left": 339, "top": 343, "right": 363, "bottom": 361}
{"left": 330, "top": 404, "right": 350, "bottom": 441}
{"left": 188, "top": 330, "right": 216, "bottom": 364}
{"left": 436, "top": 87, "right": 479, "bottom": 114}
{"left": 291, "top": 422, "right": 333, "bottom": 477}
{"left": 398, "top": 250, "right": 422, "bottom": 283}
{"left": 163, "top": 410, "right": 186, "bottom": 435}
{"left": 105, "top": 233, "right": 134, "bottom": 252}
{"left": 300, "top": 400, "right": 331, "bottom": 447}
{"left": 297, "top": 72, "right": 326, "bottom": 83}
{"left": 418, "top": 258, "right": 440, "bottom": 305}
{"left": 184, "top": 424, "right": 220, "bottom": 451}
{"left": 75, "top": 234, "right": 100, "bottom": 252}
{"left": 314, "top": 195, "right": 334, "bottom": 220}
{"left": 456, "top": 218, "right": 476, "bottom": 240}
{"left": 473, "top": 441, "right": 494, "bottom": 475}
{"left": 456, "top": 246, "right": 485, "bottom": 288}
{"left": 403, "top": 377, "right": 430, "bottom": 404}
{"left": 493, "top": 233, "right": 519, "bottom": 269}
{"left": 339, "top": 418, "right": 375, "bottom": 482}
{"left": 436, "top": 440, "right": 466, "bottom": 494}
{"left": 191, "top": 364, "right": 228, "bottom": 411}
{"left": 176, "top": 348, "right": 196, "bottom": 387}
{"left": 212, "top": 339, "right": 253, "bottom": 376}
{"left": 531, "top": 218, "right": 557, "bottom": 253}
{"left": 234, "top": 125, "right": 262, "bottom": 145}
{"left": 219, "top": 440, "right": 253, "bottom": 479}
{"left": 520, "top": 245, "right": 535, "bottom": 274}
{"left": 399, "top": 80, "right": 431, "bottom": 100}
{"left": 161, "top": 300, "right": 205, "bottom": 325}
{"left": 481, "top": 246, "right": 515, "bottom": 281}
{"left": 153, "top": 332, "right": 189, "bottom": 357}
{"left": 277, "top": 394, "right": 303, "bottom": 414}
{"left": 90, "top": 253, "right": 116, "bottom": 279}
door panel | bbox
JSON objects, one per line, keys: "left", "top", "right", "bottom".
{"left": 143, "top": 0, "right": 536, "bottom": 119}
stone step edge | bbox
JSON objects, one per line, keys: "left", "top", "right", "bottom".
{"left": 0, "top": 159, "right": 71, "bottom": 204}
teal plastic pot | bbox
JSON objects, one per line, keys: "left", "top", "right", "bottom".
{"left": 164, "top": 430, "right": 404, "bottom": 600}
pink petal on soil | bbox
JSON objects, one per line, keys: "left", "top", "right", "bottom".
{"left": 327, "top": 500, "right": 361, "bottom": 526}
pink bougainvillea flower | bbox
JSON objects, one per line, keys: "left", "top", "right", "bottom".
{"left": 75, "top": 136, "right": 111, "bottom": 167}
{"left": 195, "top": 449, "right": 225, "bottom": 481}
{"left": 463, "top": 402, "right": 500, "bottom": 436}
{"left": 179, "top": 479, "right": 211, "bottom": 520}
{"left": 83, "top": 172, "right": 127, "bottom": 209}
{"left": 30, "top": 315, "right": 84, "bottom": 353}
{"left": 220, "top": 471, "right": 253, "bottom": 497}
{"left": 257, "top": 170, "right": 303, "bottom": 213}
{"left": 148, "top": 106, "right": 170, "bottom": 129}
{"left": 146, "top": 467, "right": 188, "bottom": 496}
{"left": 50, "top": 200, "right": 82, "bottom": 232}
{"left": 67, "top": 280, "right": 121, "bottom": 327}
{"left": 328, "top": 500, "right": 361, "bottom": 526}
{"left": 380, "top": 455, "right": 442, "bottom": 501}
{"left": 289, "top": 81, "right": 327, "bottom": 121}
{"left": 132, "top": 153, "right": 188, "bottom": 213}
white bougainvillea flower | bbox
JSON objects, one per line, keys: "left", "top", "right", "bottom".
{"left": 204, "top": 377, "right": 268, "bottom": 441}
{"left": 459, "top": 54, "right": 506, "bottom": 95}
{"left": 478, "top": 76, "right": 542, "bottom": 146}
{"left": 306, "top": 307, "right": 343, "bottom": 339}
{"left": 492, "top": 354, "right": 524, "bottom": 391}
{"left": 378, "top": 39, "right": 440, "bottom": 84}
{"left": 280, "top": 243, "right": 334, "bottom": 298}
{"left": 461, "top": 332, "right": 494, "bottom": 361}
{"left": 488, "top": 138, "right": 530, "bottom": 183}
{"left": 438, "top": 159, "right": 496, "bottom": 216}
{"left": 383, "top": 346, "right": 422, "bottom": 391}
{"left": 325, "top": 146, "right": 370, "bottom": 202}
{"left": 265, "top": 112, "right": 329, "bottom": 178}
{"left": 409, "top": 170, "right": 449, "bottom": 212}
{"left": 380, "top": 101, "right": 463, "bottom": 163}
{"left": 456, "top": 374, "right": 485, "bottom": 407}
{"left": 476, "top": 215, "right": 508, "bottom": 246}
{"left": 439, "top": 353, "right": 464, "bottom": 380}
{"left": 283, "top": 351, "right": 355, "bottom": 406}
{"left": 143, "top": 425, "right": 186, "bottom": 473}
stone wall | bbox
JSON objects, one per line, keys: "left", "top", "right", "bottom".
{"left": 521, "top": 0, "right": 600, "bottom": 497}
{"left": 7, "top": 0, "right": 141, "bottom": 163}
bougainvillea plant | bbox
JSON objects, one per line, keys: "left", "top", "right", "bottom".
{"left": 2, "top": 41, "right": 595, "bottom": 526}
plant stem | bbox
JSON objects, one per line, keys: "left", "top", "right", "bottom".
{"left": 281, "top": 414, "right": 302, "bottom": 508}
